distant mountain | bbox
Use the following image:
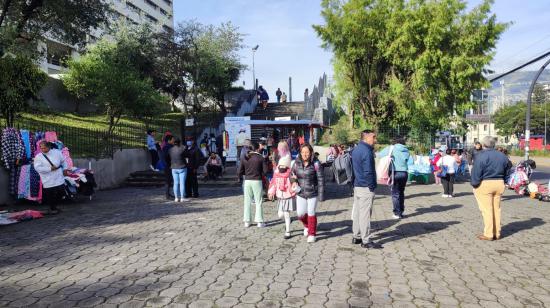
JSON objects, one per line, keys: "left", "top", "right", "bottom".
{"left": 488, "top": 69, "right": 550, "bottom": 105}
{"left": 488, "top": 69, "right": 550, "bottom": 96}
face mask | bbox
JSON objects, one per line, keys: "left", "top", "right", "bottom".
{"left": 186, "top": 141, "right": 193, "bottom": 147}
{"left": 278, "top": 167, "right": 288, "bottom": 173}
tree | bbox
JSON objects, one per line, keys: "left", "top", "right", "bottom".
{"left": 193, "top": 22, "right": 246, "bottom": 114}
{"left": 532, "top": 83, "right": 549, "bottom": 105}
{"left": 0, "top": 55, "right": 47, "bottom": 127}
{"left": 63, "top": 36, "right": 168, "bottom": 136}
{"left": 0, "top": 0, "right": 111, "bottom": 57}
{"left": 155, "top": 21, "right": 201, "bottom": 113}
{"left": 314, "top": 0, "right": 507, "bottom": 131}
{"left": 493, "top": 101, "right": 547, "bottom": 137}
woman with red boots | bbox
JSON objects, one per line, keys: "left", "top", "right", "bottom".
{"left": 291, "top": 143, "right": 324, "bottom": 243}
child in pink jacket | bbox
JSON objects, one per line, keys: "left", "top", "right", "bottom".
{"left": 268, "top": 155, "right": 296, "bottom": 239}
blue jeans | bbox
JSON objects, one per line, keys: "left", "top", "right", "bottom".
{"left": 172, "top": 168, "right": 187, "bottom": 198}
{"left": 391, "top": 172, "right": 408, "bottom": 215}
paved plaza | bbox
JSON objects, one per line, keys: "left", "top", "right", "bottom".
{"left": 1, "top": 181, "right": 549, "bottom": 307}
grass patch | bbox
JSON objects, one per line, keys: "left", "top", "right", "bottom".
{"left": 2, "top": 111, "right": 183, "bottom": 158}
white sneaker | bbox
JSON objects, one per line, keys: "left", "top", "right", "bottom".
{"left": 307, "top": 235, "right": 316, "bottom": 243}
{"left": 180, "top": 198, "right": 189, "bottom": 202}
{"left": 244, "top": 222, "right": 251, "bottom": 228}
{"left": 447, "top": 195, "right": 453, "bottom": 198}
{"left": 150, "top": 165, "right": 156, "bottom": 171}
{"left": 303, "top": 228, "right": 308, "bottom": 236}
{"left": 392, "top": 214, "right": 401, "bottom": 219}
{"left": 174, "top": 198, "right": 179, "bottom": 202}
{"left": 257, "top": 222, "right": 266, "bottom": 228}
{"left": 441, "top": 194, "right": 448, "bottom": 198}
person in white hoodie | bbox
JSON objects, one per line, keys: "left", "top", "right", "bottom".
{"left": 34, "top": 141, "right": 68, "bottom": 214}
{"left": 437, "top": 149, "right": 458, "bottom": 197}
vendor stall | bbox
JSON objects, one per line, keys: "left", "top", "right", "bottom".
{"left": 407, "top": 154, "right": 433, "bottom": 184}
{"left": 1, "top": 128, "right": 96, "bottom": 205}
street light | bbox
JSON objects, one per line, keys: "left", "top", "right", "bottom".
{"left": 252, "top": 45, "right": 259, "bottom": 91}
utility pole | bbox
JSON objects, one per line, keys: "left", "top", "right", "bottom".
{"left": 289, "top": 77, "right": 292, "bottom": 102}
{"left": 500, "top": 80, "right": 505, "bottom": 110}
{"left": 252, "top": 45, "right": 259, "bottom": 91}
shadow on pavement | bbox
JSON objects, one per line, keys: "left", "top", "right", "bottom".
{"left": 406, "top": 204, "right": 463, "bottom": 219}
{"left": 316, "top": 219, "right": 353, "bottom": 241}
{"left": 406, "top": 192, "right": 440, "bottom": 199}
{"left": 501, "top": 218, "right": 545, "bottom": 239}
{"left": 373, "top": 221, "right": 460, "bottom": 245}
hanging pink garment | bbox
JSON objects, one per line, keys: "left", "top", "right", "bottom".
{"left": 62, "top": 147, "right": 74, "bottom": 169}
{"left": 45, "top": 131, "right": 58, "bottom": 143}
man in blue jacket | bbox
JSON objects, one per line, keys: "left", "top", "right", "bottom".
{"left": 471, "top": 136, "right": 511, "bottom": 241}
{"left": 351, "top": 130, "right": 382, "bottom": 249}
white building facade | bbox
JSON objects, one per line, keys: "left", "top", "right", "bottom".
{"left": 40, "top": 0, "right": 174, "bottom": 75}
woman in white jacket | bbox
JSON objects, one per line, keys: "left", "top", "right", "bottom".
{"left": 437, "top": 149, "right": 458, "bottom": 198}
{"left": 34, "top": 141, "right": 68, "bottom": 214}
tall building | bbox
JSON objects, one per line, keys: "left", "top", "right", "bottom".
{"left": 39, "top": 0, "right": 174, "bottom": 75}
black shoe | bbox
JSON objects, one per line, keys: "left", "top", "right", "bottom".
{"left": 361, "top": 242, "right": 382, "bottom": 249}
{"left": 352, "top": 238, "right": 362, "bottom": 245}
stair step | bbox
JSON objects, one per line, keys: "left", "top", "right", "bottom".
{"left": 125, "top": 181, "right": 166, "bottom": 187}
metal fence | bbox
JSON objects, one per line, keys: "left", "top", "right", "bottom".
{"left": 1, "top": 117, "right": 179, "bottom": 159}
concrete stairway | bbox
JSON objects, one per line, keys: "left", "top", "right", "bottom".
{"left": 125, "top": 165, "right": 240, "bottom": 188}
{"left": 247, "top": 102, "right": 307, "bottom": 120}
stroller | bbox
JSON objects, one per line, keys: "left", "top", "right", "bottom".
{"left": 507, "top": 159, "right": 536, "bottom": 195}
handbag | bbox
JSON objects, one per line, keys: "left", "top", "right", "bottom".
{"left": 437, "top": 165, "right": 448, "bottom": 178}
{"left": 376, "top": 146, "right": 394, "bottom": 185}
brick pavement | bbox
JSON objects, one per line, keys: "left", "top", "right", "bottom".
{"left": 1, "top": 180, "right": 550, "bottom": 307}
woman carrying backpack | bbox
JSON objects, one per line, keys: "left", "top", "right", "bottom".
{"left": 378, "top": 137, "right": 410, "bottom": 219}
{"left": 291, "top": 143, "right": 324, "bottom": 243}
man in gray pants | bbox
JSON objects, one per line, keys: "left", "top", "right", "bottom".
{"left": 351, "top": 130, "right": 382, "bottom": 249}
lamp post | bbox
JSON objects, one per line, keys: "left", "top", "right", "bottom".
{"left": 252, "top": 45, "right": 259, "bottom": 91}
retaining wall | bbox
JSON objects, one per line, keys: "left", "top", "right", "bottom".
{"left": 0, "top": 148, "right": 150, "bottom": 206}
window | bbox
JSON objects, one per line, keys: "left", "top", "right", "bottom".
{"left": 483, "top": 124, "right": 487, "bottom": 132}
{"left": 145, "top": 14, "right": 158, "bottom": 23}
{"left": 160, "top": 8, "right": 168, "bottom": 16}
{"left": 163, "top": 0, "right": 172, "bottom": 5}
{"left": 126, "top": 2, "right": 141, "bottom": 14}
{"left": 145, "top": 0, "right": 158, "bottom": 9}
{"left": 162, "top": 25, "right": 174, "bottom": 33}
{"left": 126, "top": 17, "right": 139, "bottom": 25}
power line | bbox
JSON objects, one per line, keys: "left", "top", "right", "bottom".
{"left": 489, "top": 50, "right": 550, "bottom": 82}
{"left": 493, "top": 33, "right": 550, "bottom": 69}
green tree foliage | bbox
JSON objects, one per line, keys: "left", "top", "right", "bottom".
{"left": 0, "top": 0, "right": 110, "bottom": 56}
{"left": 493, "top": 101, "right": 548, "bottom": 137}
{"left": 154, "top": 21, "right": 246, "bottom": 115}
{"left": 0, "top": 55, "right": 47, "bottom": 126}
{"left": 314, "top": 0, "right": 507, "bottom": 131}
{"left": 62, "top": 29, "right": 169, "bottom": 136}
{"left": 193, "top": 22, "right": 246, "bottom": 114}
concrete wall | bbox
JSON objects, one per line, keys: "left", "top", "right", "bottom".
{"left": 0, "top": 168, "right": 10, "bottom": 206}
{"left": 72, "top": 148, "right": 150, "bottom": 190}
{"left": 37, "top": 76, "right": 97, "bottom": 113}
{"left": 0, "top": 148, "right": 149, "bottom": 205}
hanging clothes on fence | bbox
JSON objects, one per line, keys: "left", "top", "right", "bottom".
{"left": 2, "top": 128, "right": 25, "bottom": 196}
{"left": 45, "top": 131, "right": 58, "bottom": 143}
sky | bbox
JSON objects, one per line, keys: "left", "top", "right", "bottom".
{"left": 174, "top": 0, "right": 550, "bottom": 99}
